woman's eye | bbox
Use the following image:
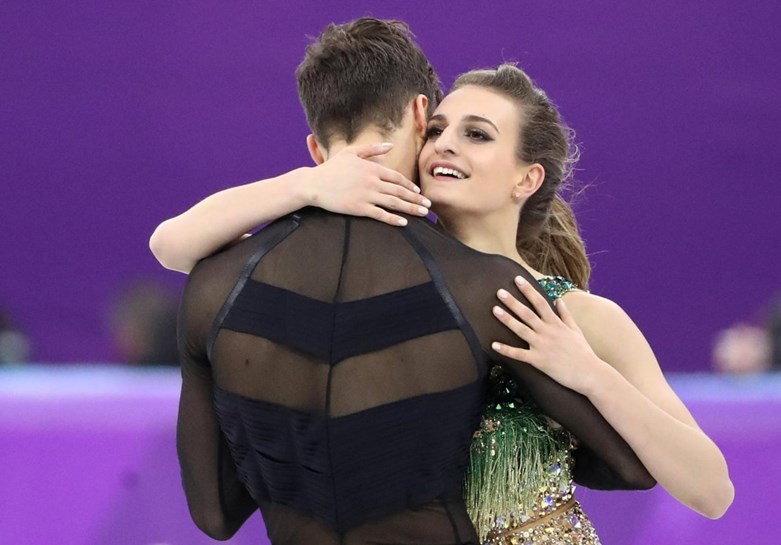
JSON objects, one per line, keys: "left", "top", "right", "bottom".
{"left": 425, "top": 126, "right": 443, "bottom": 138}
{"left": 466, "top": 129, "right": 489, "bottom": 141}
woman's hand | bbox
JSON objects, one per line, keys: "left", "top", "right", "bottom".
{"left": 307, "top": 142, "right": 431, "bottom": 226}
{"left": 493, "top": 277, "right": 735, "bottom": 517}
{"left": 149, "top": 142, "right": 430, "bottom": 274}
{"left": 491, "top": 275, "right": 603, "bottom": 393}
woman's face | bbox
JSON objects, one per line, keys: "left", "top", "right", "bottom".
{"left": 418, "top": 85, "right": 527, "bottom": 217}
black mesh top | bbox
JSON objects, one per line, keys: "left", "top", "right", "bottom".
{"left": 177, "top": 208, "right": 653, "bottom": 545}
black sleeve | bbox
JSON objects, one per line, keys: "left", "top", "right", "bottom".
{"left": 412, "top": 220, "right": 656, "bottom": 490}
{"left": 176, "top": 248, "right": 259, "bottom": 540}
{"left": 486, "top": 273, "right": 656, "bottom": 490}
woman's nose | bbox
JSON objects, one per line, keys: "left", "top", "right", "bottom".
{"left": 433, "top": 127, "right": 457, "bottom": 155}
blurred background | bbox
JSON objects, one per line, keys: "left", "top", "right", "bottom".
{"left": 1, "top": 1, "right": 779, "bottom": 544}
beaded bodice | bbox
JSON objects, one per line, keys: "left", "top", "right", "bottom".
{"left": 465, "top": 276, "right": 600, "bottom": 544}
{"left": 537, "top": 275, "right": 578, "bottom": 300}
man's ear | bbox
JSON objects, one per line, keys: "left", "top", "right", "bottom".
{"left": 306, "top": 134, "right": 326, "bottom": 165}
{"left": 412, "top": 94, "right": 429, "bottom": 137}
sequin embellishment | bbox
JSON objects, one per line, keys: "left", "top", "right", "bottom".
{"left": 537, "top": 275, "right": 580, "bottom": 300}
{"left": 466, "top": 276, "right": 600, "bottom": 544}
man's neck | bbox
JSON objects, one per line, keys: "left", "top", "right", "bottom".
{"left": 326, "top": 129, "right": 417, "bottom": 183}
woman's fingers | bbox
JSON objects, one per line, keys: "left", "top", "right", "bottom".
{"left": 376, "top": 187, "right": 430, "bottom": 216}
{"left": 493, "top": 304, "right": 536, "bottom": 341}
{"left": 354, "top": 141, "right": 395, "bottom": 159}
{"left": 376, "top": 167, "right": 430, "bottom": 214}
{"left": 513, "top": 276, "right": 557, "bottom": 322}
{"left": 375, "top": 164, "right": 423, "bottom": 195}
{"left": 497, "top": 288, "right": 543, "bottom": 330}
{"left": 326, "top": 144, "right": 431, "bottom": 224}
{"left": 491, "top": 341, "right": 534, "bottom": 365}
{"left": 364, "top": 205, "right": 409, "bottom": 227}
{"left": 357, "top": 193, "right": 425, "bottom": 227}
{"left": 555, "top": 298, "right": 582, "bottom": 333}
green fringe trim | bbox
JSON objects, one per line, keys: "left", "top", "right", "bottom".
{"left": 464, "top": 402, "right": 573, "bottom": 540}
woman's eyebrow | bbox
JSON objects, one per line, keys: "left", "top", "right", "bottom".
{"left": 428, "top": 113, "right": 500, "bottom": 134}
{"left": 462, "top": 115, "right": 500, "bottom": 133}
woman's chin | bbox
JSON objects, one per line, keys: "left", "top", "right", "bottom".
{"left": 422, "top": 182, "right": 455, "bottom": 201}
{"left": 427, "top": 198, "right": 462, "bottom": 223}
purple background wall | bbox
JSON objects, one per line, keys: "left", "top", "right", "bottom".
{"left": 2, "top": 1, "right": 779, "bottom": 369}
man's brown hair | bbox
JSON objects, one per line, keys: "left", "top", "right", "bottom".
{"left": 296, "top": 17, "right": 442, "bottom": 148}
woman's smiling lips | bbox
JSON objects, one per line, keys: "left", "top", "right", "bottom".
{"left": 428, "top": 161, "right": 469, "bottom": 181}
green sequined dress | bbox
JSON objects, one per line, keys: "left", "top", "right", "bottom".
{"left": 465, "top": 276, "right": 601, "bottom": 545}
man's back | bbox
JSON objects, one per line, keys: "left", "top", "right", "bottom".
{"left": 177, "top": 209, "right": 647, "bottom": 544}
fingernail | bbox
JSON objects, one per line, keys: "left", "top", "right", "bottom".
{"left": 493, "top": 306, "right": 505, "bottom": 316}
{"left": 421, "top": 198, "right": 432, "bottom": 207}
{"left": 497, "top": 289, "right": 508, "bottom": 300}
{"left": 397, "top": 217, "right": 408, "bottom": 226}
{"left": 413, "top": 185, "right": 421, "bottom": 193}
{"left": 380, "top": 142, "right": 393, "bottom": 149}
{"left": 418, "top": 206, "right": 429, "bottom": 215}
{"left": 515, "top": 276, "right": 526, "bottom": 286}
{"left": 492, "top": 342, "right": 503, "bottom": 351}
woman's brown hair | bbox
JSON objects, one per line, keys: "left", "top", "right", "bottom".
{"left": 452, "top": 64, "right": 590, "bottom": 288}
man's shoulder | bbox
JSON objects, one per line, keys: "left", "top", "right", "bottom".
{"left": 195, "top": 213, "right": 305, "bottom": 269}
{"left": 406, "top": 217, "right": 526, "bottom": 264}
{"left": 402, "top": 217, "right": 536, "bottom": 287}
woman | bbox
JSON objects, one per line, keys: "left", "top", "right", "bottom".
{"left": 151, "top": 64, "right": 733, "bottom": 543}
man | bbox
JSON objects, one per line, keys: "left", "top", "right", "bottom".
{"left": 176, "top": 18, "right": 650, "bottom": 545}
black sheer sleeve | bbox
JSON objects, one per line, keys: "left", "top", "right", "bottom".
{"left": 406, "top": 218, "right": 656, "bottom": 490}
{"left": 176, "top": 240, "right": 260, "bottom": 539}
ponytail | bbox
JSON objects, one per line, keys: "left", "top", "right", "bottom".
{"left": 517, "top": 194, "right": 590, "bottom": 289}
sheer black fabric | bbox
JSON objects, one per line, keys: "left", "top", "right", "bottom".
{"left": 177, "top": 208, "right": 652, "bottom": 544}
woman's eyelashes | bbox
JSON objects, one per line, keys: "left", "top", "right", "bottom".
{"left": 424, "top": 124, "right": 493, "bottom": 142}
{"left": 465, "top": 128, "right": 491, "bottom": 142}
{"left": 425, "top": 124, "right": 444, "bottom": 138}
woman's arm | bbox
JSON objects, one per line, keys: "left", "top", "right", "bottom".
{"left": 149, "top": 143, "right": 431, "bottom": 273}
{"left": 491, "top": 276, "right": 734, "bottom": 519}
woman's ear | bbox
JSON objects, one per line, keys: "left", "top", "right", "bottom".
{"left": 306, "top": 134, "right": 326, "bottom": 165}
{"left": 516, "top": 163, "right": 545, "bottom": 198}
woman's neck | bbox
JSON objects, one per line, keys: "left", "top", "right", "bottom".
{"left": 436, "top": 210, "right": 545, "bottom": 279}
